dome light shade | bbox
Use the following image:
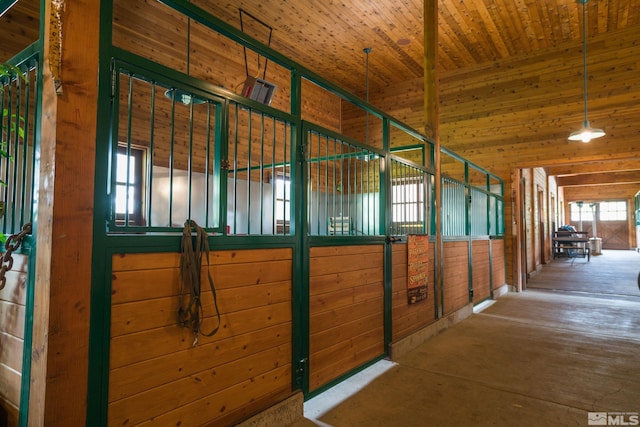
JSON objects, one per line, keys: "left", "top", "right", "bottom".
{"left": 568, "top": 0, "right": 605, "bottom": 143}
{"left": 568, "top": 120, "right": 605, "bottom": 143}
{"left": 164, "top": 88, "right": 206, "bottom": 105}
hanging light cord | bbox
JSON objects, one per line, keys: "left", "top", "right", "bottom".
{"left": 581, "top": 1, "right": 588, "bottom": 124}
{"left": 364, "top": 47, "right": 371, "bottom": 145}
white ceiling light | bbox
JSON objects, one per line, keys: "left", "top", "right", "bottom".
{"left": 568, "top": 0, "right": 605, "bottom": 143}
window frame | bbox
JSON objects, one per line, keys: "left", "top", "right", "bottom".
{"left": 114, "top": 144, "right": 146, "bottom": 226}
{"left": 598, "top": 201, "right": 627, "bottom": 221}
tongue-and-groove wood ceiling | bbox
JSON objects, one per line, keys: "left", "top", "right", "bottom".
{"left": 2, "top": 0, "right": 639, "bottom": 190}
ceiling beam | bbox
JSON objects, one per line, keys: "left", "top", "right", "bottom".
{"left": 548, "top": 159, "right": 640, "bottom": 177}
{"left": 557, "top": 170, "right": 640, "bottom": 187}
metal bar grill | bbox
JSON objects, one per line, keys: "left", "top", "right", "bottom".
{"left": 0, "top": 60, "right": 37, "bottom": 235}
{"left": 226, "top": 101, "right": 293, "bottom": 235}
{"left": 112, "top": 69, "right": 219, "bottom": 231}
{"left": 389, "top": 158, "right": 429, "bottom": 236}
{"left": 442, "top": 177, "right": 467, "bottom": 236}
{"left": 306, "top": 129, "right": 380, "bottom": 236}
{"left": 469, "top": 187, "right": 488, "bottom": 235}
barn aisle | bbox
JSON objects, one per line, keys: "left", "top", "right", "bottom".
{"left": 291, "top": 250, "right": 640, "bottom": 426}
{"left": 527, "top": 249, "right": 640, "bottom": 299}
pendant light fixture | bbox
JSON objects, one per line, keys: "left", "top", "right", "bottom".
{"left": 568, "top": 0, "right": 605, "bottom": 143}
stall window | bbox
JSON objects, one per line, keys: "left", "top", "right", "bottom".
{"left": 115, "top": 145, "right": 146, "bottom": 225}
{"left": 275, "top": 173, "right": 290, "bottom": 233}
{"left": 569, "top": 203, "right": 593, "bottom": 222}
{"left": 599, "top": 201, "right": 627, "bottom": 221}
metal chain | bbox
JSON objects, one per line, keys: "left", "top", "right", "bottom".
{"left": 0, "top": 222, "right": 32, "bottom": 291}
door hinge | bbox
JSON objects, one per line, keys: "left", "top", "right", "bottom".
{"left": 295, "top": 357, "right": 307, "bottom": 390}
{"left": 296, "top": 357, "right": 307, "bottom": 376}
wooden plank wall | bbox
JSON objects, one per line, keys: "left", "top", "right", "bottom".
{"left": 108, "top": 248, "right": 293, "bottom": 426}
{"left": 391, "top": 241, "right": 436, "bottom": 341}
{"left": 308, "top": 245, "right": 384, "bottom": 392}
{"left": 563, "top": 183, "right": 639, "bottom": 249}
{"left": 442, "top": 241, "right": 469, "bottom": 315}
{"left": 471, "top": 240, "right": 491, "bottom": 303}
{"left": 0, "top": 254, "right": 27, "bottom": 427}
{"left": 491, "top": 240, "right": 506, "bottom": 290}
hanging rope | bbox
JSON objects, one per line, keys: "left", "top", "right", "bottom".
{"left": 178, "top": 220, "right": 221, "bottom": 346}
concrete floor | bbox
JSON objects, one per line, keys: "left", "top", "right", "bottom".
{"left": 292, "top": 250, "right": 640, "bottom": 426}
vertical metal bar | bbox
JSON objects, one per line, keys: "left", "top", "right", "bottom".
{"left": 342, "top": 144, "right": 354, "bottom": 234}
{"left": 232, "top": 103, "right": 239, "bottom": 235}
{"left": 168, "top": 86, "right": 176, "bottom": 228}
{"left": 270, "top": 116, "right": 276, "bottom": 234}
{"left": 187, "top": 99, "right": 194, "bottom": 222}
{"left": 258, "top": 113, "right": 265, "bottom": 235}
{"left": 5, "top": 77, "right": 15, "bottom": 231}
{"left": 331, "top": 136, "right": 336, "bottom": 231}
{"left": 125, "top": 74, "right": 134, "bottom": 228}
{"left": 371, "top": 151, "right": 375, "bottom": 235}
{"left": 246, "top": 109, "right": 252, "bottom": 234}
{"left": 204, "top": 101, "right": 211, "bottom": 227}
{"left": 148, "top": 82, "right": 156, "bottom": 226}
{"left": 358, "top": 148, "right": 363, "bottom": 235}
{"left": 18, "top": 68, "right": 29, "bottom": 228}
{"left": 323, "top": 134, "right": 328, "bottom": 235}
{"left": 340, "top": 141, "right": 345, "bottom": 234}
{"left": 283, "top": 118, "right": 289, "bottom": 234}
{"left": 0, "top": 76, "right": 5, "bottom": 234}
{"left": 308, "top": 132, "right": 313, "bottom": 235}
{"left": 27, "top": 64, "right": 37, "bottom": 226}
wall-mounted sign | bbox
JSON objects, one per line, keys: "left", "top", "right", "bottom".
{"left": 407, "top": 234, "right": 428, "bottom": 304}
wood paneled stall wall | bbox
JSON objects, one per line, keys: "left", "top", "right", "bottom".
{"left": 308, "top": 245, "right": 384, "bottom": 393}
{"left": 108, "top": 248, "right": 293, "bottom": 426}
{"left": 0, "top": 255, "right": 27, "bottom": 426}
{"left": 442, "top": 241, "right": 470, "bottom": 315}
{"left": 491, "top": 240, "right": 506, "bottom": 292}
{"left": 471, "top": 240, "right": 491, "bottom": 304}
{"left": 391, "top": 241, "right": 436, "bottom": 341}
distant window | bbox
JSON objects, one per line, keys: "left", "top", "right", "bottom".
{"left": 115, "top": 145, "right": 146, "bottom": 225}
{"left": 599, "top": 201, "right": 627, "bottom": 221}
{"left": 274, "top": 173, "right": 290, "bottom": 234}
{"left": 275, "top": 173, "right": 290, "bottom": 222}
{"left": 569, "top": 203, "right": 593, "bottom": 222}
{"left": 392, "top": 179, "right": 424, "bottom": 223}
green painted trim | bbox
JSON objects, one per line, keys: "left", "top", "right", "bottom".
{"left": 215, "top": 99, "right": 227, "bottom": 231}
{"left": 306, "top": 123, "right": 385, "bottom": 157}
{"left": 467, "top": 234, "right": 474, "bottom": 303}
{"left": 12, "top": 42, "right": 42, "bottom": 427}
{"left": 296, "top": 121, "right": 310, "bottom": 394}
{"left": 18, "top": 237, "right": 35, "bottom": 427}
{"left": 488, "top": 237, "right": 494, "bottom": 297}
{"left": 86, "top": 0, "right": 116, "bottom": 424}
{"left": 381, "top": 131, "right": 392, "bottom": 351}
{"left": 0, "top": 0, "right": 18, "bottom": 16}
{"left": 304, "top": 354, "right": 387, "bottom": 401}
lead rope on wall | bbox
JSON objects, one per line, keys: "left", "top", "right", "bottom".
{"left": 178, "top": 220, "right": 221, "bottom": 346}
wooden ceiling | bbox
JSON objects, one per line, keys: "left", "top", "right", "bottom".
{"left": 4, "top": 1, "right": 639, "bottom": 93}
{"left": 2, "top": 0, "right": 639, "bottom": 192}
{"left": 192, "top": 0, "right": 640, "bottom": 96}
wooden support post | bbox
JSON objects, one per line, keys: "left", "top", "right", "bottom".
{"left": 30, "top": 0, "right": 99, "bottom": 424}
{"left": 424, "top": 0, "right": 443, "bottom": 316}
